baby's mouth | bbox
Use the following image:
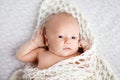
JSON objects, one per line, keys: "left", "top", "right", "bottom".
{"left": 63, "top": 48, "right": 71, "bottom": 50}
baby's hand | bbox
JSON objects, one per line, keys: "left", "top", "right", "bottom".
{"left": 32, "top": 26, "right": 45, "bottom": 47}
{"left": 79, "top": 40, "right": 90, "bottom": 51}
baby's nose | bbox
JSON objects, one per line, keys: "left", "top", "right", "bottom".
{"left": 64, "top": 37, "right": 71, "bottom": 44}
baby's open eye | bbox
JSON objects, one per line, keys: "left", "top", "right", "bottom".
{"left": 71, "top": 36, "right": 76, "bottom": 39}
{"left": 58, "top": 35, "right": 63, "bottom": 38}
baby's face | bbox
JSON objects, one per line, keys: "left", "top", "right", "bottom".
{"left": 45, "top": 13, "right": 80, "bottom": 57}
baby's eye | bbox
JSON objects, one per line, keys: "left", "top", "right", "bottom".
{"left": 71, "top": 36, "right": 76, "bottom": 39}
{"left": 58, "top": 35, "right": 63, "bottom": 38}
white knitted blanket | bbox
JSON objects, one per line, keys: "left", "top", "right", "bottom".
{"left": 22, "top": 49, "right": 96, "bottom": 80}
{"left": 9, "top": 0, "right": 117, "bottom": 80}
{"left": 9, "top": 49, "right": 116, "bottom": 80}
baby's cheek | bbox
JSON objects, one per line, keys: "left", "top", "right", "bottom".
{"left": 51, "top": 40, "right": 60, "bottom": 46}
{"left": 72, "top": 42, "right": 79, "bottom": 49}
{"left": 73, "top": 40, "right": 79, "bottom": 45}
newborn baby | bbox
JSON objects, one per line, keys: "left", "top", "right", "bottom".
{"left": 16, "top": 12, "right": 90, "bottom": 69}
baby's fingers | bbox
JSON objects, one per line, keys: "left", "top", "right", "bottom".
{"left": 36, "top": 26, "right": 45, "bottom": 37}
{"left": 38, "top": 26, "right": 44, "bottom": 34}
{"left": 79, "top": 40, "right": 90, "bottom": 51}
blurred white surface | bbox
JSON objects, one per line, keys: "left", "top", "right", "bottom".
{"left": 0, "top": 0, "right": 120, "bottom": 80}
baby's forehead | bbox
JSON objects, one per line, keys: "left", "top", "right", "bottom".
{"left": 46, "top": 13, "right": 79, "bottom": 30}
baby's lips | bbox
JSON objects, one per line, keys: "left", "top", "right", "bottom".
{"left": 63, "top": 47, "right": 71, "bottom": 50}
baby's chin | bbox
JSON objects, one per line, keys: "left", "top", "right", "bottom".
{"left": 56, "top": 51, "right": 78, "bottom": 57}
{"left": 49, "top": 49, "right": 78, "bottom": 57}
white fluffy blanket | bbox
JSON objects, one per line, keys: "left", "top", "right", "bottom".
{"left": 9, "top": 49, "right": 116, "bottom": 80}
